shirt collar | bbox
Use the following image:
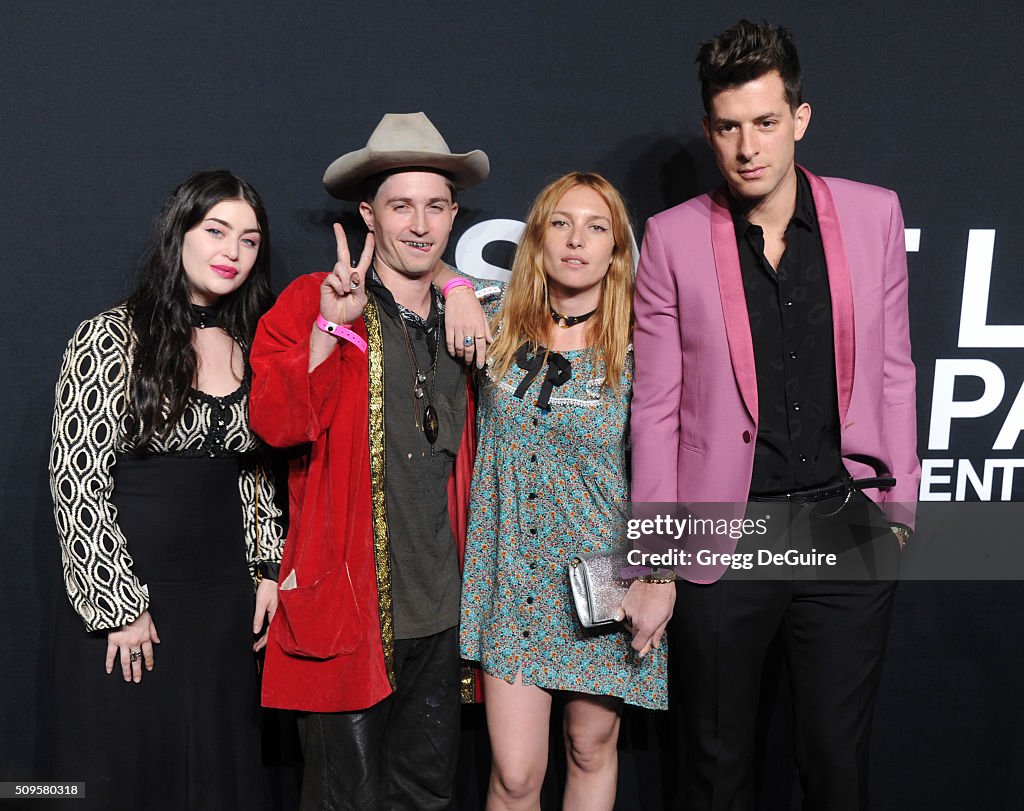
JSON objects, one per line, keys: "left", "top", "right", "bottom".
{"left": 791, "top": 167, "right": 817, "bottom": 231}
{"left": 728, "top": 167, "right": 818, "bottom": 235}
{"left": 366, "top": 266, "right": 441, "bottom": 334}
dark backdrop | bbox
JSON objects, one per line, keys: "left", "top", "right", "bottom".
{"left": 4, "top": 2, "right": 1024, "bottom": 808}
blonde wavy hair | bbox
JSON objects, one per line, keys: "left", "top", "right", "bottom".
{"left": 489, "top": 172, "right": 634, "bottom": 392}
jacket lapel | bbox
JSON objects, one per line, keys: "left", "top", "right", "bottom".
{"left": 710, "top": 188, "right": 758, "bottom": 423}
{"left": 802, "top": 168, "right": 856, "bottom": 423}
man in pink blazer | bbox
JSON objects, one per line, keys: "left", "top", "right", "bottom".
{"left": 626, "top": 20, "right": 920, "bottom": 811}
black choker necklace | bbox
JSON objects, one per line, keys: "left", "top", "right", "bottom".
{"left": 190, "top": 303, "right": 222, "bottom": 329}
{"left": 550, "top": 306, "right": 598, "bottom": 329}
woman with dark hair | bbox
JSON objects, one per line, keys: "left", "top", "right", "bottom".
{"left": 48, "top": 170, "right": 285, "bottom": 809}
{"left": 458, "top": 172, "right": 667, "bottom": 810}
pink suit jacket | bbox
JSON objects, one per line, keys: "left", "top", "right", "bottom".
{"left": 632, "top": 168, "right": 919, "bottom": 581}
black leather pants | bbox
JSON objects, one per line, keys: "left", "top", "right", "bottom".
{"left": 296, "top": 626, "right": 461, "bottom": 811}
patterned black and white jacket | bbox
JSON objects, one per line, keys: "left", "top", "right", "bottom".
{"left": 49, "top": 304, "right": 285, "bottom": 632}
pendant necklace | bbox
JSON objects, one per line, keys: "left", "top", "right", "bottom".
{"left": 399, "top": 318, "right": 440, "bottom": 444}
{"left": 550, "top": 306, "right": 598, "bottom": 329}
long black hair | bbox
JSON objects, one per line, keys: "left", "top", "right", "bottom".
{"left": 125, "top": 169, "right": 273, "bottom": 449}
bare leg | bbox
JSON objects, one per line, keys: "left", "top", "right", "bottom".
{"left": 484, "top": 672, "right": 552, "bottom": 811}
{"left": 562, "top": 693, "right": 622, "bottom": 811}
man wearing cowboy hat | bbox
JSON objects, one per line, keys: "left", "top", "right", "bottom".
{"left": 249, "top": 112, "right": 489, "bottom": 810}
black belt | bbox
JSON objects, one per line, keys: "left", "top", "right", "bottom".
{"left": 750, "top": 476, "right": 896, "bottom": 503}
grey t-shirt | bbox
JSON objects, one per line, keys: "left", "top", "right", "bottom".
{"left": 370, "top": 281, "right": 467, "bottom": 639}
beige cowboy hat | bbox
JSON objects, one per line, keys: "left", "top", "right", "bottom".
{"left": 323, "top": 112, "right": 490, "bottom": 200}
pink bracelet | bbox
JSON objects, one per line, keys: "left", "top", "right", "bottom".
{"left": 315, "top": 314, "right": 367, "bottom": 354}
{"left": 442, "top": 277, "right": 475, "bottom": 298}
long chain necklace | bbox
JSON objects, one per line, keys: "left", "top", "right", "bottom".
{"left": 550, "top": 306, "right": 598, "bottom": 329}
{"left": 399, "top": 318, "right": 440, "bottom": 444}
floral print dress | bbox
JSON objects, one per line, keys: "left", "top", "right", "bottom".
{"left": 459, "top": 292, "right": 667, "bottom": 709}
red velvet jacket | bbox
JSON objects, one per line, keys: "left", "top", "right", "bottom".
{"left": 249, "top": 273, "right": 476, "bottom": 712}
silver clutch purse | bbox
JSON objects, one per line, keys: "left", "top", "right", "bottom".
{"left": 568, "top": 549, "right": 631, "bottom": 628}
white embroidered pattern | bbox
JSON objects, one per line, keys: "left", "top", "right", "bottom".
{"left": 49, "top": 304, "right": 284, "bottom": 632}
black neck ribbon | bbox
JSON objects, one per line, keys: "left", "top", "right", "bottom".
{"left": 189, "top": 303, "right": 222, "bottom": 329}
{"left": 514, "top": 344, "right": 572, "bottom": 411}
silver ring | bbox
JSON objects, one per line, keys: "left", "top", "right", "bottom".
{"left": 463, "top": 336, "right": 475, "bottom": 347}
{"left": 350, "top": 280, "right": 360, "bottom": 289}
{"left": 130, "top": 649, "right": 143, "bottom": 662}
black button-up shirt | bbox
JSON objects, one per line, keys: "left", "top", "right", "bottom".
{"left": 731, "top": 169, "right": 846, "bottom": 496}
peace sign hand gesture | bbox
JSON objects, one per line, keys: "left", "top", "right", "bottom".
{"left": 320, "top": 223, "right": 374, "bottom": 325}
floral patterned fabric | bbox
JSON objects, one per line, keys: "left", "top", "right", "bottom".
{"left": 459, "top": 304, "right": 667, "bottom": 709}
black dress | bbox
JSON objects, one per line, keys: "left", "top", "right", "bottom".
{"left": 45, "top": 306, "right": 285, "bottom": 810}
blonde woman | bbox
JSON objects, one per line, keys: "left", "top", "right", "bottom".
{"left": 459, "top": 172, "right": 667, "bottom": 810}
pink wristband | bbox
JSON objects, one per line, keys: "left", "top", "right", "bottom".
{"left": 442, "top": 277, "right": 475, "bottom": 298}
{"left": 315, "top": 314, "right": 367, "bottom": 354}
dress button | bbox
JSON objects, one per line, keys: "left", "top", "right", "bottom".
{"left": 789, "top": 351, "right": 797, "bottom": 359}
{"left": 800, "top": 455, "right": 808, "bottom": 463}
{"left": 530, "top": 561, "right": 538, "bottom": 569}
{"left": 529, "top": 528, "right": 537, "bottom": 536}
{"left": 784, "top": 300, "right": 793, "bottom": 307}
{"left": 532, "top": 417, "right": 539, "bottom": 427}
{"left": 522, "top": 630, "right": 531, "bottom": 639}
{"left": 530, "top": 453, "right": 537, "bottom": 462}
{"left": 526, "top": 597, "right": 534, "bottom": 605}
{"left": 742, "top": 430, "right": 751, "bottom": 443}
{"left": 528, "top": 493, "right": 537, "bottom": 500}
{"left": 793, "top": 403, "right": 800, "bottom": 412}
